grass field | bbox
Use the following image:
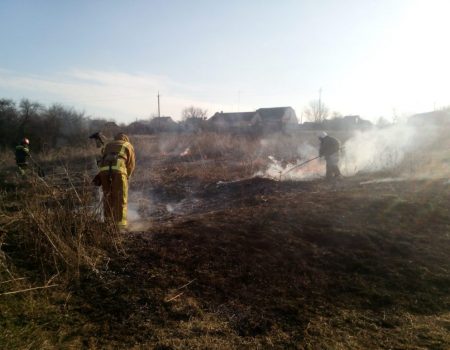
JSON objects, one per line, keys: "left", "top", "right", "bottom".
{"left": 1, "top": 130, "right": 450, "bottom": 349}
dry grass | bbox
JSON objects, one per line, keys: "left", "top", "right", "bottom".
{"left": 1, "top": 175, "right": 120, "bottom": 281}
{"left": 132, "top": 132, "right": 260, "bottom": 161}
{"left": 0, "top": 149, "right": 16, "bottom": 168}
{"left": 1, "top": 130, "right": 450, "bottom": 349}
{"left": 0, "top": 165, "right": 123, "bottom": 348}
{"left": 37, "top": 144, "right": 99, "bottom": 163}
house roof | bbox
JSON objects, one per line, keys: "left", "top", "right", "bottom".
{"left": 256, "top": 107, "right": 294, "bottom": 120}
{"left": 409, "top": 110, "right": 450, "bottom": 124}
{"left": 150, "top": 116, "right": 175, "bottom": 121}
{"left": 210, "top": 112, "right": 256, "bottom": 123}
{"left": 148, "top": 116, "right": 176, "bottom": 125}
{"left": 209, "top": 107, "right": 298, "bottom": 126}
{"left": 103, "top": 121, "right": 119, "bottom": 127}
{"left": 127, "top": 120, "right": 150, "bottom": 127}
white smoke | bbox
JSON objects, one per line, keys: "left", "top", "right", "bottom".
{"left": 341, "top": 123, "right": 437, "bottom": 176}
{"left": 296, "top": 141, "right": 317, "bottom": 160}
{"left": 259, "top": 155, "right": 324, "bottom": 180}
{"left": 127, "top": 191, "right": 152, "bottom": 232}
{"left": 260, "top": 122, "right": 440, "bottom": 181}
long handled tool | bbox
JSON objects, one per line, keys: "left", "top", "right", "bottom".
{"left": 281, "top": 156, "right": 320, "bottom": 177}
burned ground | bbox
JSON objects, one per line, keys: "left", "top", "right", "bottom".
{"left": 70, "top": 173, "right": 450, "bottom": 348}
{"left": 1, "top": 136, "right": 450, "bottom": 349}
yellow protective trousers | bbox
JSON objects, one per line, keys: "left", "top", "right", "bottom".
{"left": 99, "top": 171, "right": 128, "bottom": 228}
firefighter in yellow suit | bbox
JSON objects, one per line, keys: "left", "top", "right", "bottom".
{"left": 98, "top": 133, "right": 135, "bottom": 230}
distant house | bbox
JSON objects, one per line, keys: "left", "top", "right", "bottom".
{"left": 301, "top": 115, "right": 372, "bottom": 131}
{"left": 102, "top": 121, "right": 121, "bottom": 137}
{"left": 408, "top": 110, "right": 450, "bottom": 126}
{"left": 147, "top": 116, "right": 179, "bottom": 133}
{"left": 300, "top": 121, "right": 321, "bottom": 130}
{"left": 208, "top": 107, "right": 298, "bottom": 134}
{"left": 127, "top": 120, "right": 153, "bottom": 134}
{"left": 254, "top": 107, "right": 298, "bottom": 133}
{"left": 209, "top": 112, "right": 260, "bottom": 133}
{"left": 181, "top": 117, "right": 208, "bottom": 133}
{"left": 127, "top": 117, "right": 178, "bottom": 134}
{"left": 323, "top": 115, "right": 372, "bottom": 130}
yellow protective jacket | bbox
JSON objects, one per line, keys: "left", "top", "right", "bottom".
{"left": 98, "top": 134, "right": 135, "bottom": 177}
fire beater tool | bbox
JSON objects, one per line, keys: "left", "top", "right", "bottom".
{"left": 280, "top": 156, "right": 321, "bottom": 178}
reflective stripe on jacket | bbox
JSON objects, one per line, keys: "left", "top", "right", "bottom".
{"left": 99, "top": 140, "right": 135, "bottom": 177}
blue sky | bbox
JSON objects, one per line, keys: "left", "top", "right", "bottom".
{"left": 0, "top": 0, "right": 449, "bottom": 123}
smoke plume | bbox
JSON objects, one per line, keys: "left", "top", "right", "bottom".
{"left": 261, "top": 122, "right": 441, "bottom": 180}
{"left": 341, "top": 123, "right": 423, "bottom": 176}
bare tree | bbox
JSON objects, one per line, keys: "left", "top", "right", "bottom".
{"left": 0, "top": 99, "right": 19, "bottom": 148}
{"left": 303, "top": 99, "right": 329, "bottom": 123}
{"left": 182, "top": 106, "right": 208, "bottom": 120}
{"left": 19, "top": 99, "right": 43, "bottom": 120}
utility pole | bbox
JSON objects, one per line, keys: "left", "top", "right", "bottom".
{"left": 157, "top": 91, "right": 161, "bottom": 118}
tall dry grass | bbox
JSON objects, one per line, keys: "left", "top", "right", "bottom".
{"left": 0, "top": 171, "right": 121, "bottom": 286}
{"left": 132, "top": 132, "right": 261, "bottom": 161}
{"left": 132, "top": 132, "right": 308, "bottom": 164}
{"left": 0, "top": 153, "right": 124, "bottom": 348}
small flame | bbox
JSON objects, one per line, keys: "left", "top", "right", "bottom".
{"left": 258, "top": 156, "right": 324, "bottom": 181}
{"left": 180, "top": 147, "right": 191, "bottom": 157}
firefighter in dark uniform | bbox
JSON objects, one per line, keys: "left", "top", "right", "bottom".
{"left": 318, "top": 132, "right": 342, "bottom": 179}
{"left": 15, "top": 138, "right": 30, "bottom": 176}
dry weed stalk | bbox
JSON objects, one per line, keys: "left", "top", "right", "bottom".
{"left": 0, "top": 172, "right": 122, "bottom": 285}
{"left": 0, "top": 284, "right": 58, "bottom": 296}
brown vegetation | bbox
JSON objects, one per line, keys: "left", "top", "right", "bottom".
{"left": 1, "top": 132, "right": 450, "bottom": 349}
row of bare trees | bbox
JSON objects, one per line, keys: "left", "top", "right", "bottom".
{"left": 0, "top": 98, "right": 105, "bottom": 151}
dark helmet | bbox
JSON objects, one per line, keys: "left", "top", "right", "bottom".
{"left": 89, "top": 132, "right": 106, "bottom": 145}
{"left": 22, "top": 138, "right": 30, "bottom": 145}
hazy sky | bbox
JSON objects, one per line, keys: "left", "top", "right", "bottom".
{"left": 0, "top": 0, "right": 448, "bottom": 123}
